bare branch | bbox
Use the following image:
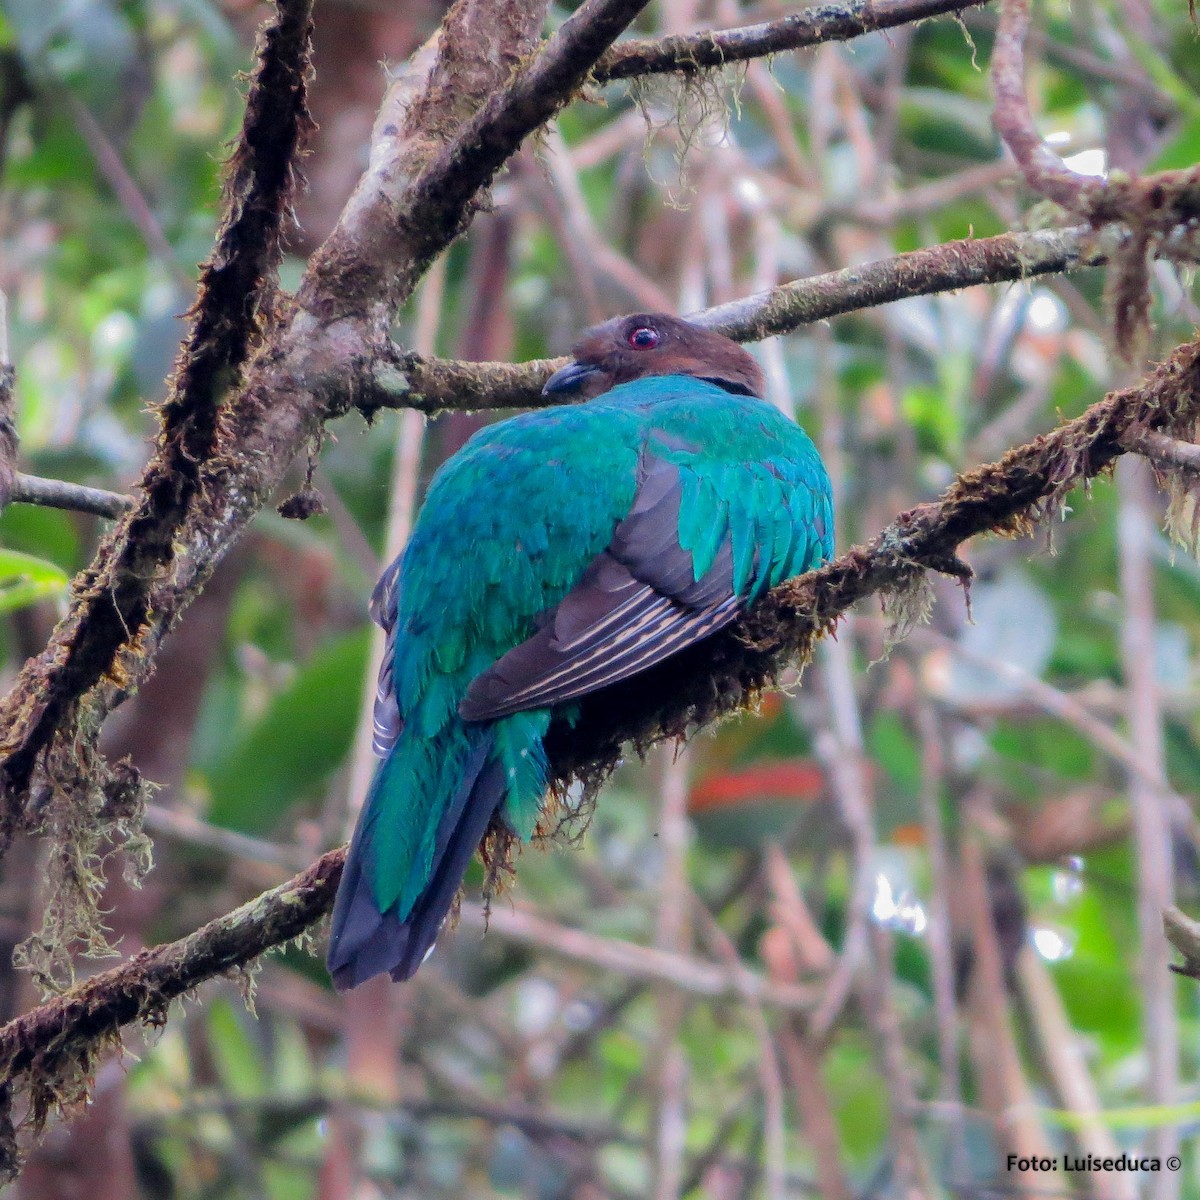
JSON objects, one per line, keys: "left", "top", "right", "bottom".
{"left": 991, "top": 0, "right": 1102, "bottom": 212}
{"left": 990, "top": 0, "right": 1200, "bottom": 359}
{"left": 1122, "top": 428, "right": 1200, "bottom": 473}
{"left": 457, "top": 902, "right": 816, "bottom": 1011}
{"left": 9, "top": 475, "right": 131, "bottom": 520}
{"left": 1165, "top": 905, "right": 1200, "bottom": 981}
{"left": 0, "top": 323, "right": 15, "bottom": 512}
{"left": 592, "top": 0, "right": 991, "bottom": 83}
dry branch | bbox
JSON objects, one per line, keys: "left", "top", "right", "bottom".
{"left": 4, "top": 333, "right": 1200, "bottom": 1139}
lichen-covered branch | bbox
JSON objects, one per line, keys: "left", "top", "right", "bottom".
{"left": 365, "top": 220, "right": 1200, "bottom": 415}
{"left": 4, "top": 333, "right": 1199, "bottom": 1148}
{"left": 592, "top": 0, "right": 990, "bottom": 83}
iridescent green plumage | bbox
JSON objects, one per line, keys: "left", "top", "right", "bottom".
{"left": 328, "top": 317, "right": 833, "bottom": 988}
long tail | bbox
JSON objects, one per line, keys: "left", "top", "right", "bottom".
{"left": 327, "top": 731, "right": 506, "bottom": 990}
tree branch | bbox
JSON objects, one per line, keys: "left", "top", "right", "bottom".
{"left": 298, "top": 0, "right": 653, "bottom": 321}
{"left": 1164, "top": 905, "right": 1200, "bottom": 981}
{"left": 366, "top": 219, "right": 1200, "bottom": 414}
{"left": 0, "top": 849, "right": 342, "bottom": 1176}
{"left": 9, "top": 475, "right": 131, "bottom": 520}
{"left": 991, "top": 0, "right": 1102, "bottom": 212}
{"left": 0, "top": 0, "right": 656, "bottom": 851}
{"left": 991, "top": 0, "right": 1200, "bottom": 359}
{"left": 1122, "top": 428, "right": 1200, "bottom": 474}
{"left": 0, "top": 0, "right": 317, "bottom": 831}
{"left": 591, "top": 0, "right": 991, "bottom": 83}
{"left": 5, "top": 333, "right": 1200, "bottom": 1139}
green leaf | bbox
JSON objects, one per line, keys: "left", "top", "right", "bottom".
{"left": 0, "top": 547, "right": 68, "bottom": 613}
{"left": 207, "top": 627, "right": 370, "bottom": 834}
{"left": 206, "top": 997, "right": 264, "bottom": 1101}
{"left": 1153, "top": 111, "right": 1200, "bottom": 172}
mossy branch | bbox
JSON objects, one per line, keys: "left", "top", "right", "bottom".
{"left": 0, "top": 0, "right": 317, "bottom": 840}
{"left": 359, "top": 220, "right": 1200, "bottom": 415}
{"left": 0, "top": 850, "right": 342, "bottom": 1180}
{"left": 592, "top": 0, "right": 991, "bottom": 82}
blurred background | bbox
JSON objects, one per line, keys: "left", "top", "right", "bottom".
{"left": 1, "top": 0, "right": 1200, "bottom": 1195}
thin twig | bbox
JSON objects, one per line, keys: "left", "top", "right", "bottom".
{"left": 991, "top": 0, "right": 1102, "bottom": 211}
{"left": 9, "top": 475, "right": 131, "bottom": 520}
{"left": 142, "top": 805, "right": 309, "bottom": 870}
{"left": 912, "top": 695, "right": 968, "bottom": 1178}
{"left": 1116, "top": 456, "right": 1180, "bottom": 1190}
{"left": 62, "top": 94, "right": 192, "bottom": 290}
{"left": 691, "top": 900, "right": 789, "bottom": 1200}
{"left": 651, "top": 749, "right": 691, "bottom": 1200}
{"left": 455, "top": 902, "right": 817, "bottom": 1012}
{"left": 1017, "top": 947, "right": 1136, "bottom": 1200}
{"left": 959, "top": 816, "right": 1058, "bottom": 1181}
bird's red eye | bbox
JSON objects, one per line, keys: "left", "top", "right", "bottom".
{"left": 628, "top": 326, "right": 660, "bottom": 349}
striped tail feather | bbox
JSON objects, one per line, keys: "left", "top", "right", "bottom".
{"left": 327, "top": 733, "right": 505, "bottom": 989}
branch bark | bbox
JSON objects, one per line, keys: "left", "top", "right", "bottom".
{"left": 370, "top": 219, "right": 1200, "bottom": 414}
{"left": 0, "top": 0, "right": 317, "bottom": 836}
{"left": 9, "top": 476, "right": 131, "bottom": 520}
{"left": 591, "top": 0, "right": 990, "bottom": 82}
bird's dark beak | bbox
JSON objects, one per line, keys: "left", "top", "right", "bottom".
{"left": 542, "top": 360, "right": 602, "bottom": 397}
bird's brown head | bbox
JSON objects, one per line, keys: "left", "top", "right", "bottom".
{"left": 542, "top": 313, "right": 766, "bottom": 401}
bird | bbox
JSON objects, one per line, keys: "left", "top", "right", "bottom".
{"left": 327, "top": 312, "right": 834, "bottom": 989}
